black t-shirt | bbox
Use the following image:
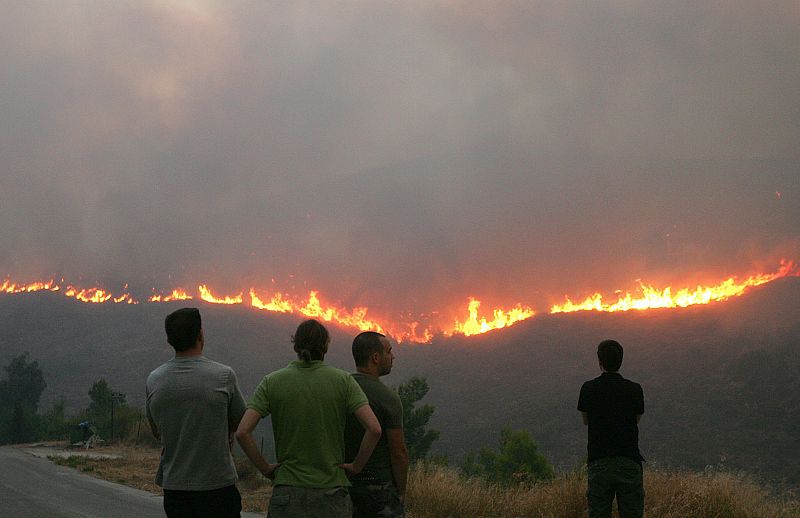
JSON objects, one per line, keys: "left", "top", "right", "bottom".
{"left": 344, "top": 373, "right": 404, "bottom": 482}
{"left": 578, "top": 372, "right": 644, "bottom": 463}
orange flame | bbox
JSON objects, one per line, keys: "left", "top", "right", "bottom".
{"left": 394, "top": 322, "right": 434, "bottom": 344}
{"left": 1, "top": 259, "right": 796, "bottom": 342}
{"left": 198, "top": 285, "right": 243, "bottom": 305}
{"left": 452, "top": 298, "right": 535, "bottom": 336}
{"left": 149, "top": 289, "right": 194, "bottom": 302}
{"left": 249, "top": 288, "right": 292, "bottom": 312}
{"left": 298, "top": 291, "right": 384, "bottom": 333}
{"left": 550, "top": 260, "right": 799, "bottom": 314}
{"left": 61, "top": 285, "right": 139, "bottom": 304}
{"left": 1, "top": 279, "right": 60, "bottom": 293}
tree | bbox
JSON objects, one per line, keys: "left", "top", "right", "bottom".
{"left": 397, "top": 376, "right": 440, "bottom": 462}
{"left": 0, "top": 353, "right": 47, "bottom": 444}
{"left": 42, "top": 398, "right": 71, "bottom": 440}
{"left": 0, "top": 352, "right": 46, "bottom": 411}
{"left": 462, "top": 427, "right": 554, "bottom": 485}
{"left": 83, "top": 378, "right": 132, "bottom": 441}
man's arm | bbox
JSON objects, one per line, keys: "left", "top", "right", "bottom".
{"left": 386, "top": 428, "right": 409, "bottom": 501}
{"left": 580, "top": 411, "right": 588, "bottom": 426}
{"left": 228, "top": 371, "right": 247, "bottom": 433}
{"left": 340, "top": 404, "right": 381, "bottom": 475}
{"left": 145, "top": 396, "right": 160, "bottom": 440}
{"left": 636, "top": 414, "right": 642, "bottom": 424}
{"left": 235, "top": 409, "right": 280, "bottom": 478}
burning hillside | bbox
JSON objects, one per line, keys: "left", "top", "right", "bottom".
{"left": 2, "top": 260, "right": 797, "bottom": 342}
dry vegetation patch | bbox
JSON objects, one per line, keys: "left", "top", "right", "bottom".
{"left": 43, "top": 446, "right": 800, "bottom": 518}
{"left": 405, "top": 464, "right": 800, "bottom": 518}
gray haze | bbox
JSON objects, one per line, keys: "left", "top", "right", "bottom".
{"left": 1, "top": 1, "right": 798, "bottom": 322}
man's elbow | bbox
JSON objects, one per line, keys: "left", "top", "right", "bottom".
{"left": 368, "top": 423, "right": 382, "bottom": 439}
{"left": 234, "top": 427, "right": 251, "bottom": 444}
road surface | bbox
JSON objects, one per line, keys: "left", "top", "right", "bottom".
{"left": 0, "top": 446, "right": 262, "bottom": 517}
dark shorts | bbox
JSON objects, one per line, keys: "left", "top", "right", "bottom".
{"left": 163, "top": 484, "right": 241, "bottom": 518}
{"left": 587, "top": 456, "right": 644, "bottom": 518}
{"left": 350, "top": 481, "right": 404, "bottom": 518}
{"left": 267, "top": 485, "right": 352, "bottom": 518}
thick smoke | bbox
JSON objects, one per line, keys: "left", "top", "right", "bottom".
{"left": 1, "top": 1, "right": 798, "bottom": 319}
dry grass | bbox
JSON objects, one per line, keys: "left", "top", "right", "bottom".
{"left": 47, "top": 447, "right": 800, "bottom": 518}
{"left": 49, "top": 445, "right": 161, "bottom": 495}
{"left": 48, "top": 445, "right": 272, "bottom": 513}
{"left": 405, "top": 463, "right": 800, "bottom": 518}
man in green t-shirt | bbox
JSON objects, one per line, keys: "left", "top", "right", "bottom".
{"left": 236, "top": 319, "right": 381, "bottom": 518}
{"left": 344, "top": 332, "right": 408, "bottom": 518}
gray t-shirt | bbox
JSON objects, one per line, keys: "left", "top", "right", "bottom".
{"left": 146, "top": 356, "right": 246, "bottom": 490}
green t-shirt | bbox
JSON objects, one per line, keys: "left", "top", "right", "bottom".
{"left": 344, "top": 373, "right": 404, "bottom": 481}
{"left": 248, "top": 360, "right": 368, "bottom": 488}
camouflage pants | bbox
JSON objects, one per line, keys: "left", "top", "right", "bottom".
{"left": 267, "top": 485, "right": 352, "bottom": 518}
{"left": 350, "top": 481, "right": 405, "bottom": 518}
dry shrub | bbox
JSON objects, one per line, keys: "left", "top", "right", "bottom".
{"left": 645, "top": 469, "right": 800, "bottom": 518}
{"left": 406, "top": 462, "right": 586, "bottom": 518}
{"left": 406, "top": 463, "right": 800, "bottom": 518}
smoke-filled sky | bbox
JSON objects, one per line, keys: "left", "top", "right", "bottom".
{"left": 1, "top": 1, "right": 798, "bottom": 321}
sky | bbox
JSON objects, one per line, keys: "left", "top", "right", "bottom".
{"left": 1, "top": 1, "right": 798, "bottom": 326}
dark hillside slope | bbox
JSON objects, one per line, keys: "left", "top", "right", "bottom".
{"left": 1, "top": 278, "right": 798, "bottom": 484}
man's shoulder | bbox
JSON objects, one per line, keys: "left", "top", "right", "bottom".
{"left": 353, "top": 374, "right": 401, "bottom": 413}
{"left": 199, "top": 357, "right": 236, "bottom": 375}
{"left": 146, "top": 360, "right": 174, "bottom": 384}
{"left": 580, "top": 376, "right": 602, "bottom": 390}
{"left": 352, "top": 373, "right": 393, "bottom": 394}
{"left": 315, "top": 363, "right": 354, "bottom": 381}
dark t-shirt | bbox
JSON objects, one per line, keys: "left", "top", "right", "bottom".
{"left": 344, "top": 373, "right": 404, "bottom": 482}
{"left": 578, "top": 372, "right": 644, "bottom": 463}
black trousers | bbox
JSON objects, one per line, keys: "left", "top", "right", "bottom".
{"left": 163, "top": 484, "right": 242, "bottom": 518}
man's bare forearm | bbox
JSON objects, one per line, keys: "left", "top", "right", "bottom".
{"left": 235, "top": 429, "right": 273, "bottom": 476}
{"left": 235, "top": 409, "right": 279, "bottom": 478}
{"left": 386, "top": 428, "right": 409, "bottom": 498}
{"left": 390, "top": 448, "right": 408, "bottom": 498}
{"left": 341, "top": 404, "right": 382, "bottom": 475}
{"left": 351, "top": 426, "right": 381, "bottom": 473}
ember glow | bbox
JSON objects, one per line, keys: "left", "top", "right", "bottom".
{"left": 550, "top": 260, "right": 799, "bottom": 314}
{"left": 1, "top": 260, "right": 797, "bottom": 341}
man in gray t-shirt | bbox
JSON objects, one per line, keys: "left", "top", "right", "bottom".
{"left": 146, "top": 308, "right": 247, "bottom": 518}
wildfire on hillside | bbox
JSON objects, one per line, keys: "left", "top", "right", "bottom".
{"left": 149, "top": 289, "right": 193, "bottom": 302}
{"left": 550, "top": 259, "right": 798, "bottom": 314}
{"left": 1, "top": 260, "right": 797, "bottom": 342}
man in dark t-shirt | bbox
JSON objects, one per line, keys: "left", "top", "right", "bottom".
{"left": 345, "top": 332, "right": 408, "bottom": 518}
{"left": 578, "top": 339, "right": 645, "bottom": 518}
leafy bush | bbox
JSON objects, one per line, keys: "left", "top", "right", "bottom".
{"left": 462, "top": 426, "right": 554, "bottom": 485}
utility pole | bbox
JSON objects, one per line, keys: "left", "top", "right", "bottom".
{"left": 110, "top": 392, "right": 125, "bottom": 443}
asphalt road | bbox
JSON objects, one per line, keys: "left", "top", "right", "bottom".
{"left": 0, "top": 447, "right": 262, "bottom": 517}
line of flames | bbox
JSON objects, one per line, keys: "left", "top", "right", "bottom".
{"left": 2, "top": 259, "right": 797, "bottom": 341}
{"left": 550, "top": 259, "right": 799, "bottom": 314}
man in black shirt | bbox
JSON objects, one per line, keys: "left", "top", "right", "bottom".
{"left": 578, "top": 339, "right": 644, "bottom": 518}
{"left": 344, "top": 331, "right": 408, "bottom": 518}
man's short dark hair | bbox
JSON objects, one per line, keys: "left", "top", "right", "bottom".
{"left": 597, "top": 339, "right": 623, "bottom": 372}
{"left": 292, "top": 319, "right": 330, "bottom": 362}
{"left": 352, "top": 331, "right": 386, "bottom": 367}
{"left": 165, "top": 308, "right": 202, "bottom": 352}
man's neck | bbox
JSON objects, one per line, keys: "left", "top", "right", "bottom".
{"left": 356, "top": 366, "right": 380, "bottom": 378}
{"left": 175, "top": 347, "right": 203, "bottom": 358}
